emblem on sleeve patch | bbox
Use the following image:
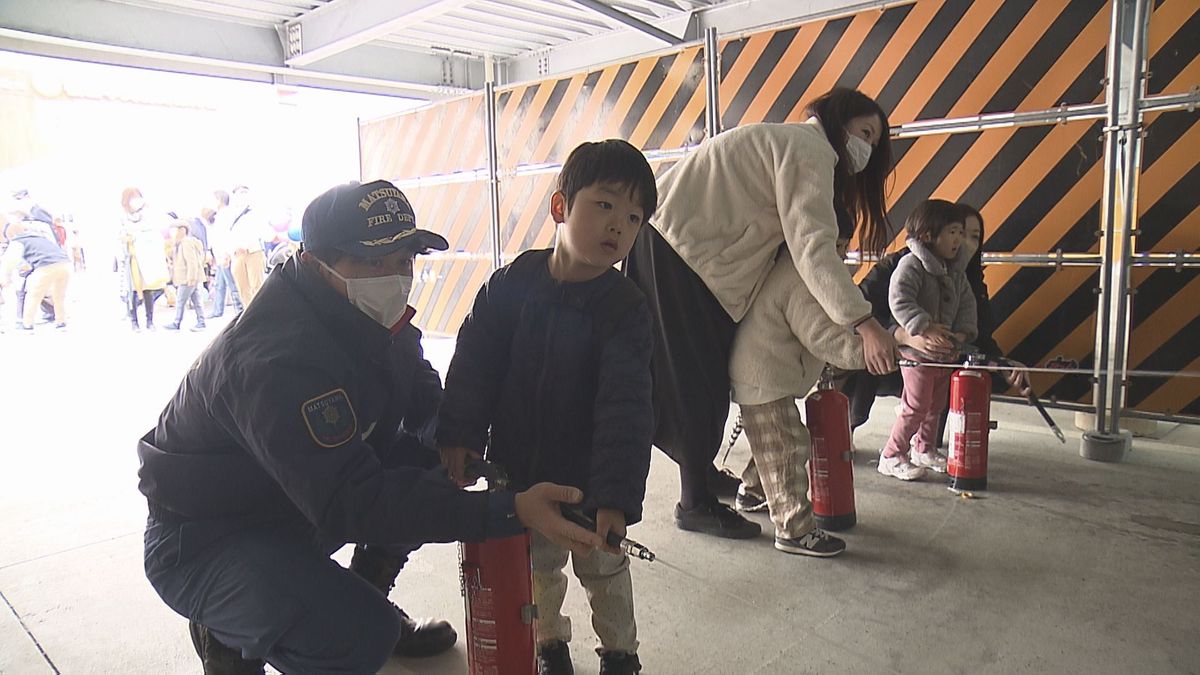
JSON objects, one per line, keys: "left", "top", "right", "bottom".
{"left": 301, "top": 388, "right": 358, "bottom": 448}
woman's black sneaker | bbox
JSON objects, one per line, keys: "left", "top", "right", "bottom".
{"left": 774, "top": 529, "right": 846, "bottom": 557}
{"left": 674, "top": 501, "right": 761, "bottom": 539}
{"left": 538, "top": 640, "right": 574, "bottom": 675}
{"left": 599, "top": 649, "right": 642, "bottom": 674}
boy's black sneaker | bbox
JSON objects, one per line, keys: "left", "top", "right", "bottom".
{"left": 598, "top": 649, "right": 642, "bottom": 674}
{"left": 735, "top": 484, "right": 768, "bottom": 512}
{"left": 774, "top": 529, "right": 846, "bottom": 557}
{"left": 538, "top": 640, "right": 574, "bottom": 675}
{"left": 674, "top": 501, "right": 760, "bottom": 539}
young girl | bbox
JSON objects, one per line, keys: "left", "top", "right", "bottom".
{"left": 879, "top": 200, "right": 977, "bottom": 481}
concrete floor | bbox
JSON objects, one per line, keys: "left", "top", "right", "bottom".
{"left": 2, "top": 277, "right": 1198, "bottom": 674}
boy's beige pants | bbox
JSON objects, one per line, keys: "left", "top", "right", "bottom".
{"left": 530, "top": 531, "right": 638, "bottom": 654}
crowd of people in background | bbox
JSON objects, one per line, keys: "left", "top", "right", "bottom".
{"left": 0, "top": 185, "right": 301, "bottom": 334}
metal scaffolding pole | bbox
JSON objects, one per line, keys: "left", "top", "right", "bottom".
{"left": 978, "top": 251, "right": 1200, "bottom": 269}
{"left": 484, "top": 79, "right": 503, "bottom": 272}
{"left": 703, "top": 26, "right": 721, "bottom": 139}
{"left": 1082, "top": 0, "right": 1151, "bottom": 462}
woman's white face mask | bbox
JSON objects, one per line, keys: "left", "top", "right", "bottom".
{"left": 845, "top": 134, "right": 873, "bottom": 174}
{"left": 318, "top": 259, "right": 412, "bottom": 328}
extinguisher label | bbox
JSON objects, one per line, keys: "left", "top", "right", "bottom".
{"left": 810, "top": 436, "right": 828, "bottom": 503}
{"left": 949, "top": 411, "right": 985, "bottom": 472}
{"left": 947, "top": 412, "right": 965, "bottom": 462}
{"left": 462, "top": 567, "right": 501, "bottom": 674}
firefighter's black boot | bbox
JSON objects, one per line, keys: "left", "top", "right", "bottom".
{"left": 188, "top": 622, "right": 265, "bottom": 675}
{"left": 349, "top": 544, "right": 458, "bottom": 657}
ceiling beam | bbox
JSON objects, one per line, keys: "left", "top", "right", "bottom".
{"left": 0, "top": 27, "right": 465, "bottom": 99}
{"left": 0, "top": 0, "right": 480, "bottom": 99}
{"left": 284, "top": 0, "right": 471, "bottom": 66}
{"left": 564, "top": 0, "right": 682, "bottom": 45}
{"left": 503, "top": 0, "right": 907, "bottom": 84}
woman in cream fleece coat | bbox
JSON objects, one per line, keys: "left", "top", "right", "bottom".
{"left": 625, "top": 88, "right": 897, "bottom": 539}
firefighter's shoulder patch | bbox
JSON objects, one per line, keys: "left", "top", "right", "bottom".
{"left": 300, "top": 388, "right": 358, "bottom": 448}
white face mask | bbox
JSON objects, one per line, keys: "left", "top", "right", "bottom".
{"left": 318, "top": 260, "right": 412, "bottom": 329}
{"left": 845, "top": 134, "right": 873, "bottom": 174}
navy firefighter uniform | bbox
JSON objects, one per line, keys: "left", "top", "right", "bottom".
{"left": 137, "top": 181, "right": 525, "bottom": 674}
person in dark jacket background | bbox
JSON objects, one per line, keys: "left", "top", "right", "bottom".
{"left": 0, "top": 219, "right": 71, "bottom": 331}
{"left": 842, "top": 203, "right": 1031, "bottom": 441}
{"left": 438, "top": 140, "right": 655, "bottom": 675}
{"left": 137, "top": 180, "right": 601, "bottom": 675}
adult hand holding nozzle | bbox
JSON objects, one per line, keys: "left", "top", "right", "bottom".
{"left": 462, "top": 459, "right": 604, "bottom": 556}
{"left": 559, "top": 506, "right": 657, "bottom": 562}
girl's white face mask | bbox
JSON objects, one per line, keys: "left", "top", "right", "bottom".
{"left": 845, "top": 134, "right": 873, "bottom": 174}
{"left": 319, "top": 259, "right": 412, "bottom": 329}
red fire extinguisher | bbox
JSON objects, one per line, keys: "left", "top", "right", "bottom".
{"left": 459, "top": 461, "right": 537, "bottom": 675}
{"left": 806, "top": 367, "right": 856, "bottom": 531}
{"left": 947, "top": 354, "right": 996, "bottom": 491}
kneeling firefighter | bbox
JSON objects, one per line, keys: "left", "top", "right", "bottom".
{"left": 137, "top": 180, "right": 601, "bottom": 674}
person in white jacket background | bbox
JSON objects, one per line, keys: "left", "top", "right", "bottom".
{"left": 624, "top": 87, "right": 898, "bottom": 539}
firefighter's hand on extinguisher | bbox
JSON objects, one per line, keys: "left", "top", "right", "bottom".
{"left": 515, "top": 483, "right": 604, "bottom": 556}
{"left": 855, "top": 317, "right": 898, "bottom": 375}
{"left": 440, "top": 446, "right": 481, "bottom": 487}
{"left": 595, "top": 508, "right": 627, "bottom": 556}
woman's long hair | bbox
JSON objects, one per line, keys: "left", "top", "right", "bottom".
{"left": 804, "top": 88, "right": 893, "bottom": 256}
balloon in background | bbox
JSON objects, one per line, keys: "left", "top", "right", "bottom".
{"left": 287, "top": 223, "right": 302, "bottom": 242}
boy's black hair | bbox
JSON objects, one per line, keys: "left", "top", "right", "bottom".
{"left": 904, "top": 199, "right": 962, "bottom": 242}
{"left": 556, "top": 139, "right": 657, "bottom": 221}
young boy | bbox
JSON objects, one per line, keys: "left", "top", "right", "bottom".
{"left": 438, "top": 139, "right": 655, "bottom": 675}
{"left": 730, "top": 205, "right": 864, "bottom": 556}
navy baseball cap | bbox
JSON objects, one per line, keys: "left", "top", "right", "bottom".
{"left": 301, "top": 180, "right": 448, "bottom": 258}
